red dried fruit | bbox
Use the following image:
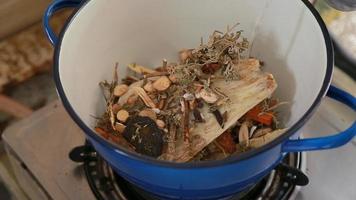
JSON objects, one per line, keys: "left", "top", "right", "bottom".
{"left": 216, "top": 131, "right": 236, "bottom": 154}
{"left": 201, "top": 63, "right": 222, "bottom": 74}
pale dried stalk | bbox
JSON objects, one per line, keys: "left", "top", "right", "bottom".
{"left": 133, "top": 87, "right": 157, "bottom": 108}
{"left": 128, "top": 63, "right": 157, "bottom": 74}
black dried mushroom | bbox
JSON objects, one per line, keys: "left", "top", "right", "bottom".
{"left": 123, "top": 116, "right": 164, "bottom": 157}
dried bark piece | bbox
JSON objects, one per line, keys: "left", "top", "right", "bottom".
{"left": 139, "top": 109, "right": 157, "bottom": 120}
{"left": 239, "top": 121, "right": 250, "bottom": 146}
{"left": 160, "top": 67, "right": 277, "bottom": 162}
{"left": 113, "top": 84, "right": 129, "bottom": 97}
{"left": 158, "top": 99, "right": 166, "bottom": 110}
{"left": 153, "top": 76, "right": 171, "bottom": 92}
{"left": 116, "top": 109, "right": 129, "bottom": 123}
{"left": 133, "top": 87, "right": 157, "bottom": 108}
{"left": 216, "top": 131, "right": 236, "bottom": 154}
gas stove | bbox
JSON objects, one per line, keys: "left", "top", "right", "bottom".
{"left": 2, "top": 68, "right": 355, "bottom": 200}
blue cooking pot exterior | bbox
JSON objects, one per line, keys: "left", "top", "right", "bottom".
{"left": 44, "top": 0, "right": 356, "bottom": 199}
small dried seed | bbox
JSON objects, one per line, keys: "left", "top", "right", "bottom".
{"left": 113, "top": 84, "right": 129, "bottom": 97}
{"left": 112, "top": 104, "right": 122, "bottom": 114}
{"left": 153, "top": 76, "right": 171, "bottom": 91}
{"left": 127, "top": 94, "right": 138, "bottom": 105}
{"left": 139, "top": 109, "right": 157, "bottom": 120}
{"left": 158, "top": 99, "right": 166, "bottom": 110}
{"left": 117, "top": 110, "right": 129, "bottom": 123}
{"left": 156, "top": 119, "right": 165, "bottom": 128}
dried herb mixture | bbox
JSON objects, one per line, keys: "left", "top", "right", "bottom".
{"left": 95, "top": 24, "right": 287, "bottom": 162}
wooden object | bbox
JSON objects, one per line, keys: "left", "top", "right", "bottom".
{"left": 161, "top": 63, "right": 277, "bottom": 162}
{"left": 0, "top": 0, "right": 52, "bottom": 39}
{"left": 0, "top": 94, "right": 33, "bottom": 118}
{"left": 0, "top": 10, "right": 72, "bottom": 92}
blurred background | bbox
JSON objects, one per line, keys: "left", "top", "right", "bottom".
{"left": 0, "top": 0, "right": 354, "bottom": 199}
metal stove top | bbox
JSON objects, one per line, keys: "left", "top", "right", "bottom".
{"left": 2, "top": 69, "right": 355, "bottom": 200}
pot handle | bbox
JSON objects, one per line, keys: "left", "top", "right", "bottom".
{"left": 282, "top": 85, "right": 356, "bottom": 152}
{"left": 43, "top": 0, "right": 82, "bottom": 46}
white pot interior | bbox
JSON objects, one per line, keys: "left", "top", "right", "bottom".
{"left": 58, "top": 0, "right": 328, "bottom": 134}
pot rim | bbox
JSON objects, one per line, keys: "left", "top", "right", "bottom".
{"left": 53, "top": 0, "right": 333, "bottom": 168}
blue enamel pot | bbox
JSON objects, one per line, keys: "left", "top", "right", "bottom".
{"left": 43, "top": 0, "right": 356, "bottom": 199}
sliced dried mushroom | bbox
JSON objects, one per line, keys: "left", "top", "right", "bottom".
{"left": 249, "top": 129, "right": 285, "bottom": 148}
{"left": 123, "top": 116, "right": 164, "bottom": 157}
{"left": 153, "top": 76, "right": 171, "bottom": 91}
{"left": 143, "top": 81, "right": 155, "bottom": 92}
{"left": 113, "top": 84, "right": 129, "bottom": 97}
{"left": 197, "top": 89, "right": 218, "bottom": 104}
{"left": 139, "top": 109, "right": 157, "bottom": 120}
{"left": 116, "top": 109, "right": 129, "bottom": 123}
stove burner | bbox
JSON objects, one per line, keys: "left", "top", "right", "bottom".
{"left": 69, "top": 143, "right": 307, "bottom": 200}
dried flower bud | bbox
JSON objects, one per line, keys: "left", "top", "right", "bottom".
{"left": 117, "top": 109, "right": 129, "bottom": 123}
{"left": 153, "top": 76, "right": 171, "bottom": 91}
{"left": 113, "top": 84, "right": 129, "bottom": 97}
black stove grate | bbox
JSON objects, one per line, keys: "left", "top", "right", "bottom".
{"left": 69, "top": 142, "right": 307, "bottom": 200}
